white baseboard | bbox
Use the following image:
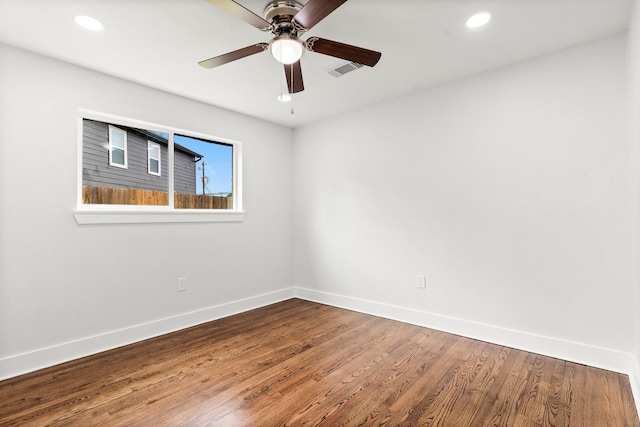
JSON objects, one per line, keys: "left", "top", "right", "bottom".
{"left": 0, "top": 287, "right": 296, "bottom": 381}
{"left": 295, "top": 287, "right": 633, "bottom": 375}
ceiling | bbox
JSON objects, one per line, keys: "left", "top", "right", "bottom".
{"left": 0, "top": 0, "right": 633, "bottom": 128}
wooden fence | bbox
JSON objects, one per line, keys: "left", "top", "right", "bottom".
{"left": 174, "top": 192, "right": 231, "bottom": 209}
{"left": 83, "top": 185, "right": 231, "bottom": 209}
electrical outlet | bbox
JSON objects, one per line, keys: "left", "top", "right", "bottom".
{"left": 417, "top": 275, "right": 427, "bottom": 289}
{"left": 177, "top": 277, "right": 187, "bottom": 292}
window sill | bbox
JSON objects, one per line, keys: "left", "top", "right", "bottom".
{"left": 74, "top": 209, "right": 244, "bottom": 225}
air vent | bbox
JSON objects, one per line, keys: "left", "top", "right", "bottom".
{"left": 327, "top": 61, "right": 363, "bottom": 78}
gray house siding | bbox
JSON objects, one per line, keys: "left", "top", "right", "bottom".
{"left": 175, "top": 150, "right": 197, "bottom": 194}
{"left": 83, "top": 119, "right": 198, "bottom": 194}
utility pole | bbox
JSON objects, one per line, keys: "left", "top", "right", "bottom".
{"left": 199, "top": 162, "right": 208, "bottom": 195}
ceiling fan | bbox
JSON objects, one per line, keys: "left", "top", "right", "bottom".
{"left": 198, "top": 0, "right": 382, "bottom": 94}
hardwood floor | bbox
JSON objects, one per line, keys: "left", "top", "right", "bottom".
{"left": 0, "top": 299, "right": 638, "bottom": 426}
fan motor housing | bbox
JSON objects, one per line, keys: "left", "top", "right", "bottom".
{"left": 263, "top": 0, "right": 304, "bottom": 24}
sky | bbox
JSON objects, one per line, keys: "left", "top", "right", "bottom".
{"left": 175, "top": 134, "right": 233, "bottom": 196}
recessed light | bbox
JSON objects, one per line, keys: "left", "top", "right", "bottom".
{"left": 466, "top": 12, "right": 491, "bottom": 29}
{"left": 74, "top": 15, "right": 104, "bottom": 31}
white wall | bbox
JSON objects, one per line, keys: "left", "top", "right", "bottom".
{"left": 0, "top": 44, "right": 295, "bottom": 379}
{"left": 294, "top": 34, "right": 633, "bottom": 371}
{"left": 629, "top": 0, "right": 640, "bottom": 397}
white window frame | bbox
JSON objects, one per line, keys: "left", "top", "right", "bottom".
{"left": 108, "top": 125, "right": 128, "bottom": 169}
{"left": 75, "top": 109, "right": 243, "bottom": 225}
{"left": 147, "top": 140, "right": 161, "bottom": 176}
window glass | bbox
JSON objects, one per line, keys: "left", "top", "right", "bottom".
{"left": 174, "top": 134, "right": 233, "bottom": 210}
{"left": 109, "top": 126, "right": 127, "bottom": 168}
{"left": 82, "top": 119, "right": 169, "bottom": 206}
{"left": 148, "top": 141, "right": 161, "bottom": 176}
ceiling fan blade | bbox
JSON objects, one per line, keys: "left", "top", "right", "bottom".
{"left": 206, "top": 0, "right": 272, "bottom": 31}
{"left": 198, "top": 43, "right": 269, "bottom": 69}
{"left": 306, "top": 37, "right": 381, "bottom": 67}
{"left": 284, "top": 61, "right": 304, "bottom": 93}
{"left": 292, "top": 0, "right": 348, "bottom": 31}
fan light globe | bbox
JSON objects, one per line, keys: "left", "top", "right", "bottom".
{"left": 270, "top": 35, "right": 303, "bottom": 64}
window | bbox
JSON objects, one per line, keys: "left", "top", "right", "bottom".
{"left": 76, "top": 111, "right": 242, "bottom": 224}
{"left": 108, "top": 125, "right": 127, "bottom": 168}
{"left": 147, "top": 141, "right": 161, "bottom": 176}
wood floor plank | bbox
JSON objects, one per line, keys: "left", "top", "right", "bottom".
{"left": 312, "top": 329, "right": 456, "bottom": 426}
{"left": 544, "top": 358, "right": 570, "bottom": 426}
{"left": 565, "top": 362, "right": 588, "bottom": 427}
{"left": 467, "top": 348, "right": 531, "bottom": 426}
{"left": 273, "top": 319, "right": 411, "bottom": 426}
{"left": 355, "top": 337, "right": 487, "bottom": 425}
{"left": 200, "top": 314, "right": 392, "bottom": 425}
{"left": 518, "top": 355, "right": 563, "bottom": 426}
{"left": 431, "top": 344, "right": 512, "bottom": 425}
{"left": 619, "top": 373, "right": 640, "bottom": 427}
{"left": 0, "top": 299, "right": 637, "bottom": 427}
